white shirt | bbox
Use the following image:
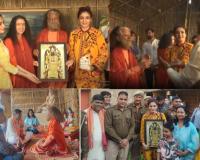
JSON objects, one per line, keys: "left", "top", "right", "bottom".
{"left": 181, "top": 40, "right": 200, "bottom": 86}
{"left": 142, "top": 38, "right": 159, "bottom": 65}
{"left": 6, "top": 117, "right": 19, "bottom": 144}
{"left": 87, "top": 110, "right": 105, "bottom": 160}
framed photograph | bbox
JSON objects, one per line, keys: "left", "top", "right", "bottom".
{"left": 145, "top": 120, "right": 164, "bottom": 148}
{"left": 38, "top": 42, "right": 67, "bottom": 81}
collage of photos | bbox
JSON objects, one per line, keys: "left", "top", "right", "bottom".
{"left": 0, "top": 0, "right": 200, "bottom": 160}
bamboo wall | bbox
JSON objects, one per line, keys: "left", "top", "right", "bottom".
{"left": 0, "top": 0, "right": 109, "bottom": 32}
{"left": 0, "top": 90, "right": 11, "bottom": 117}
{"left": 110, "top": 1, "right": 200, "bottom": 47}
{"left": 11, "top": 88, "right": 79, "bottom": 125}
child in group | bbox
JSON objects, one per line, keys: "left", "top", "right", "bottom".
{"left": 6, "top": 109, "right": 33, "bottom": 150}
{"left": 31, "top": 106, "right": 70, "bottom": 156}
{"left": 157, "top": 122, "right": 179, "bottom": 160}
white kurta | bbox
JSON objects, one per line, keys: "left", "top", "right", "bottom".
{"left": 142, "top": 38, "right": 159, "bottom": 65}
{"left": 87, "top": 111, "right": 105, "bottom": 160}
{"left": 6, "top": 117, "right": 19, "bottom": 144}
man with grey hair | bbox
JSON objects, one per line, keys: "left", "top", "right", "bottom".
{"left": 110, "top": 26, "right": 151, "bottom": 88}
{"left": 34, "top": 9, "right": 71, "bottom": 88}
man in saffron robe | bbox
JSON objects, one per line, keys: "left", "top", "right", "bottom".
{"left": 31, "top": 106, "right": 69, "bottom": 155}
{"left": 110, "top": 26, "right": 151, "bottom": 88}
{"left": 34, "top": 9, "right": 69, "bottom": 88}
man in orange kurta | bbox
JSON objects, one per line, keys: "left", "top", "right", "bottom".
{"left": 110, "top": 26, "right": 151, "bottom": 89}
{"left": 35, "top": 9, "right": 69, "bottom": 88}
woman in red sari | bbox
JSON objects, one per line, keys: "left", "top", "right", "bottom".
{"left": 31, "top": 106, "right": 70, "bottom": 155}
{"left": 155, "top": 32, "right": 175, "bottom": 88}
{"left": 4, "top": 15, "right": 36, "bottom": 88}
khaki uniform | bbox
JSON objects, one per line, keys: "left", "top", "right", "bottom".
{"left": 105, "top": 105, "right": 135, "bottom": 160}
{"left": 128, "top": 103, "right": 146, "bottom": 160}
{"left": 81, "top": 111, "right": 88, "bottom": 159}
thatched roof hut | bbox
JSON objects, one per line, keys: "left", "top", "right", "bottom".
{"left": 110, "top": 0, "right": 200, "bottom": 46}
{"left": 11, "top": 88, "right": 79, "bottom": 125}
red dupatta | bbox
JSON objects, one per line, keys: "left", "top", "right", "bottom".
{"left": 87, "top": 107, "right": 107, "bottom": 150}
{"left": 4, "top": 36, "right": 36, "bottom": 88}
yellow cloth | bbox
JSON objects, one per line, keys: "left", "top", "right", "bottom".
{"left": 195, "top": 149, "right": 200, "bottom": 160}
{"left": 140, "top": 112, "right": 166, "bottom": 144}
{"left": 0, "top": 40, "right": 18, "bottom": 89}
{"left": 169, "top": 42, "right": 193, "bottom": 71}
{"left": 143, "top": 149, "right": 157, "bottom": 160}
{"left": 69, "top": 27, "right": 108, "bottom": 88}
{"left": 140, "top": 112, "right": 166, "bottom": 160}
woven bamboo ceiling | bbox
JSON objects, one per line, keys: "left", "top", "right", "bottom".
{"left": 110, "top": 0, "right": 199, "bottom": 23}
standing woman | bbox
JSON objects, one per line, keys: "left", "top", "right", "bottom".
{"left": 67, "top": 6, "right": 108, "bottom": 88}
{"left": 155, "top": 32, "right": 175, "bottom": 88}
{"left": 169, "top": 26, "right": 193, "bottom": 72}
{"left": 173, "top": 105, "right": 199, "bottom": 160}
{"left": 140, "top": 99, "right": 166, "bottom": 160}
{"left": 0, "top": 14, "right": 40, "bottom": 89}
{"left": 4, "top": 15, "right": 37, "bottom": 88}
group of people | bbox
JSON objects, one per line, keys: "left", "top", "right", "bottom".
{"left": 81, "top": 90, "right": 200, "bottom": 160}
{"left": 110, "top": 25, "right": 200, "bottom": 89}
{"left": 0, "top": 106, "right": 70, "bottom": 160}
{"left": 0, "top": 6, "right": 109, "bottom": 89}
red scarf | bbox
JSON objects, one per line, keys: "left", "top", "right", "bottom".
{"left": 12, "top": 118, "right": 24, "bottom": 138}
{"left": 4, "top": 36, "right": 36, "bottom": 88}
{"left": 87, "top": 107, "right": 107, "bottom": 150}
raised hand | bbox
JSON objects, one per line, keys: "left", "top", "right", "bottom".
{"left": 33, "top": 49, "right": 39, "bottom": 57}
{"left": 141, "top": 55, "right": 152, "bottom": 69}
{"left": 66, "top": 59, "right": 74, "bottom": 69}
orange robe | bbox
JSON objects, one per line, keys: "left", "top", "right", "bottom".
{"left": 4, "top": 37, "right": 36, "bottom": 88}
{"left": 12, "top": 118, "right": 24, "bottom": 139}
{"left": 109, "top": 47, "right": 142, "bottom": 88}
{"left": 31, "top": 117, "right": 69, "bottom": 154}
{"left": 36, "top": 28, "right": 68, "bottom": 88}
{"left": 155, "top": 48, "right": 173, "bottom": 88}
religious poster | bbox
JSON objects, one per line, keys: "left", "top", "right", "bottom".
{"left": 38, "top": 43, "right": 67, "bottom": 81}
{"left": 145, "top": 120, "right": 164, "bottom": 148}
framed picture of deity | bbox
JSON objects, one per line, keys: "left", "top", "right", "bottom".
{"left": 145, "top": 120, "right": 164, "bottom": 148}
{"left": 38, "top": 42, "right": 67, "bottom": 81}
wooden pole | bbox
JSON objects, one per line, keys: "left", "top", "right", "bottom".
{"left": 184, "top": 0, "right": 189, "bottom": 29}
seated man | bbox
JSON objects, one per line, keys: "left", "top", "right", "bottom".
{"left": 166, "top": 39, "right": 200, "bottom": 88}
{"left": 0, "top": 108, "right": 23, "bottom": 160}
{"left": 31, "top": 106, "right": 70, "bottom": 155}
{"left": 6, "top": 109, "right": 33, "bottom": 150}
